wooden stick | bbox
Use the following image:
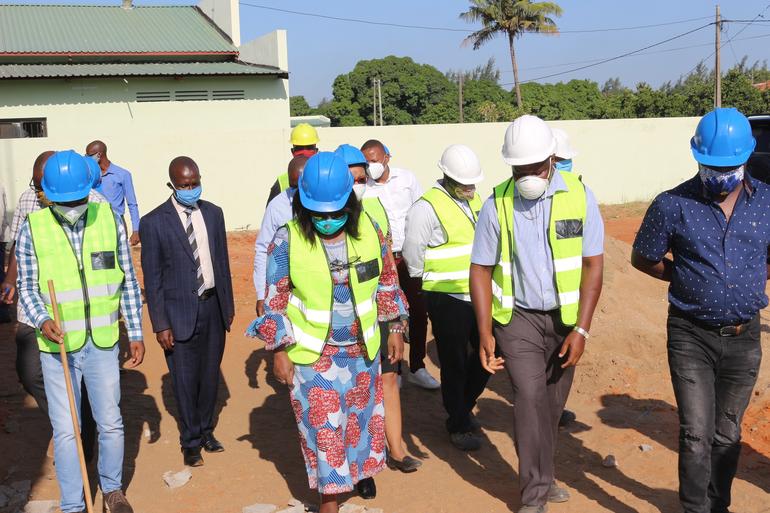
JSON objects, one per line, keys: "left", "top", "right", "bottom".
{"left": 47, "top": 280, "right": 94, "bottom": 513}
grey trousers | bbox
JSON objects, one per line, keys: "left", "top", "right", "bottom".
{"left": 494, "top": 308, "right": 575, "bottom": 507}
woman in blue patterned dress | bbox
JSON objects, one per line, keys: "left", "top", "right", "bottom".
{"left": 247, "top": 152, "right": 408, "bottom": 513}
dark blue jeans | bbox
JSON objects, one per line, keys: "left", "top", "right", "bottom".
{"left": 667, "top": 311, "right": 762, "bottom": 513}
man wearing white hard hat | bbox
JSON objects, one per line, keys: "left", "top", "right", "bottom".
{"left": 402, "top": 144, "right": 490, "bottom": 452}
{"left": 551, "top": 127, "right": 578, "bottom": 173}
{"left": 469, "top": 115, "right": 604, "bottom": 513}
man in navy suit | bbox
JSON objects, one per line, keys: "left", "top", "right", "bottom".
{"left": 139, "top": 156, "right": 234, "bottom": 467}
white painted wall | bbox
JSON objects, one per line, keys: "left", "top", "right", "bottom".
{"left": 1, "top": 115, "right": 700, "bottom": 232}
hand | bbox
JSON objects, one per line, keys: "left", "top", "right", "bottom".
{"left": 156, "top": 329, "right": 174, "bottom": 351}
{"left": 124, "top": 341, "right": 145, "bottom": 368}
{"left": 0, "top": 282, "right": 15, "bottom": 304}
{"left": 387, "top": 331, "right": 404, "bottom": 364}
{"left": 256, "top": 300, "right": 265, "bottom": 316}
{"left": 228, "top": 314, "right": 234, "bottom": 326}
{"left": 129, "top": 232, "right": 140, "bottom": 246}
{"left": 559, "top": 330, "right": 586, "bottom": 369}
{"left": 273, "top": 349, "right": 295, "bottom": 386}
{"left": 479, "top": 332, "right": 504, "bottom": 374}
{"left": 41, "top": 319, "right": 64, "bottom": 344}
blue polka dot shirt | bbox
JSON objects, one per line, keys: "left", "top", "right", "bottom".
{"left": 633, "top": 174, "right": 770, "bottom": 326}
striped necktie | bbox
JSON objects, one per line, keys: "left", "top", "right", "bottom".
{"left": 184, "top": 207, "right": 206, "bottom": 296}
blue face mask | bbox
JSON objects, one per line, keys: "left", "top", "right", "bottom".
{"left": 699, "top": 165, "right": 744, "bottom": 197}
{"left": 175, "top": 185, "right": 202, "bottom": 207}
{"left": 312, "top": 213, "right": 348, "bottom": 235}
{"left": 554, "top": 160, "right": 573, "bottom": 172}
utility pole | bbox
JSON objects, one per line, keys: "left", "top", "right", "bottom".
{"left": 715, "top": 4, "right": 722, "bottom": 108}
{"left": 377, "top": 79, "right": 384, "bottom": 126}
{"left": 372, "top": 78, "right": 377, "bottom": 126}
{"left": 459, "top": 74, "right": 464, "bottom": 123}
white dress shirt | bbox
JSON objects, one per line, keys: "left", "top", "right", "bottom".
{"left": 364, "top": 166, "right": 423, "bottom": 252}
{"left": 172, "top": 196, "right": 215, "bottom": 290}
{"left": 402, "top": 180, "right": 476, "bottom": 302}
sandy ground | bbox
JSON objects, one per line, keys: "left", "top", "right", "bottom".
{"left": 1, "top": 204, "right": 769, "bottom": 513}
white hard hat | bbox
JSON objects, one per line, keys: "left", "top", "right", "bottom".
{"left": 551, "top": 127, "right": 578, "bottom": 159}
{"left": 438, "top": 144, "right": 484, "bottom": 185}
{"left": 501, "top": 115, "right": 556, "bottom": 166}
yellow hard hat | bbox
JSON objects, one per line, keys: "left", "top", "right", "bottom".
{"left": 290, "top": 123, "right": 320, "bottom": 146}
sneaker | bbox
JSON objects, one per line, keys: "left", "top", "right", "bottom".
{"left": 518, "top": 505, "right": 547, "bottom": 513}
{"left": 103, "top": 490, "right": 133, "bottom": 513}
{"left": 547, "top": 482, "right": 570, "bottom": 503}
{"left": 468, "top": 413, "right": 482, "bottom": 432}
{"left": 450, "top": 432, "right": 481, "bottom": 451}
{"left": 407, "top": 368, "right": 440, "bottom": 390}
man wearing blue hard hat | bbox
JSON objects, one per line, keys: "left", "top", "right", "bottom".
{"left": 632, "top": 108, "right": 770, "bottom": 513}
{"left": 16, "top": 150, "right": 144, "bottom": 513}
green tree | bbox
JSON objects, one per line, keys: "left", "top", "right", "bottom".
{"left": 460, "top": 0, "right": 562, "bottom": 108}
{"left": 322, "top": 56, "right": 455, "bottom": 126}
{"left": 289, "top": 95, "right": 313, "bottom": 117}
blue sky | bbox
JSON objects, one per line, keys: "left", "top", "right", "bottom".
{"left": 26, "top": 1, "right": 770, "bottom": 105}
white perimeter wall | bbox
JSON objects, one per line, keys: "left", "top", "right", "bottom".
{"left": 0, "top": 112, "right": 699, "bottom": 231}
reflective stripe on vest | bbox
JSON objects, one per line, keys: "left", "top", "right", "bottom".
{"left": 277, "top": 172, "right": 290, "bottom": 192}
{"left": 492, "top": 171, "right": 586, "bottom": 326}
{"left": 28, "top": 203, "right": 124, "bottom": 353}
{"left": 362, "top": 197, "right": 390, "bottom": 236}
{"left": 421, "top": 188, "right": 481, "bottom": 294}
{"left": 284, "top": 214, "right": 383, "bottom": 364}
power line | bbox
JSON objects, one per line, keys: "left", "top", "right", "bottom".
{"left": 500, "top": 22, "right": 713, "bottom": 85}
{"left": 238, "top": 3, "right": 712, "bottom": 35}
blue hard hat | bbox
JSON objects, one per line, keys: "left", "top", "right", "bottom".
{"left": 84, "top": 155, "right": 102, "bottom": 188}
{"left": 299, "top": 151, "right": 354, "bottom": 213}
{"left": 690, "top": 108, "right": 756, "bottom": 167}
{"left": 42, "top": 150, "right": 92, "bottom": 202}
{"left": 383, "top": 144, "right": 391, "bottom": 156}
{"left": 334, "top": 144, "right": 368, "bottom": 168}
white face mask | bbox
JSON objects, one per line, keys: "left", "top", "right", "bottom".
{"left": 353, "top": 183, "right": 366, "bottom": 201}
{"left": 54, "top": 203, "right": 88, "bottom": 225}
{"left": 368, "top": 162, "right": 385, "bottom": 180}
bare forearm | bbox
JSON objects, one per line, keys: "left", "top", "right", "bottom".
{"left": 470, "top": 264, "right": 494, "bottom": 338}
{"left": 5, "top": 248, "right": 17, "bottom": 285}
{"left": 631, "top": 250, "right": 673, "bottom": 282}
{"left": 576, "top": 255, "right": 603, "bottom": 331}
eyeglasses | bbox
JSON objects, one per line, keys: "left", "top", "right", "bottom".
{"left": 29, "top": 178, "right": 42, "bottom": 192}
{"left": 311, "top": 211, "right": 347, "bottom": 220}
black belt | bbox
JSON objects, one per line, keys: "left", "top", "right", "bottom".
{"left": 199, "top": 287, "right": 217, "bottom": 301}
{"left": 392, "top": 251, "right": 403, "bottom": 260}
{"left": 669, "top": 306, "right": 752, "bottom": 337}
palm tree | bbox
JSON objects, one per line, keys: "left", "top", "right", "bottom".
{"left": 460, "top": 0, "right": 562, "bottom": 108}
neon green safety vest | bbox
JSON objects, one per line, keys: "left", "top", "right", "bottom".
{"left": 27, "top": 203, "right": 125, "bottom": 353}
{"left": 421, "top": 187, "right": 481, "bottom": 295}
{"left": 362, "top": 196, "right": 390, "bottom": 236}
{"left": 277, "top": 172, "right": 290, "bottom": 192}
{"left": 492, "top": 170, "right": 586, "bottom": 326}
{"left": 285, "top": 214, "right": 383, "bottom": 364}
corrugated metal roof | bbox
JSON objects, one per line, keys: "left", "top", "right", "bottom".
{"left": 0, "top": 61, "right": 286, "bottom": 79}
{"left": 0, "top": 5, "right": 237, "bottom": 55}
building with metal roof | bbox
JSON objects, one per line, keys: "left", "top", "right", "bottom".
{"left": 0, "top": 0, "right": 293, "bottom": 230}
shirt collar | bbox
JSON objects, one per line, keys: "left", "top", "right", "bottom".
{"left": 513, "top": 169, "right": 568, "bottom": 200}
{"left": 369, "top": 166, "right": 398, "bottom": 187}
{"left": 171, "top": 195, "right": 198, "bottom": 212}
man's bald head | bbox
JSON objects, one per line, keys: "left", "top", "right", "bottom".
{"left": 168, "top": 156, "right": 201, "bottom": 189}
{"left": 287, "top": 155, "right": 308, "bottom": 189}
{"left": 32, "top": 150, "right": 55, "bottom": 189}
{"left": 85, "top": 140, "right": 106, "bottom": 155}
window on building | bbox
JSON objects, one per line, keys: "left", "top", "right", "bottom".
{"left": 0, "top": 118, "right": 47, "bottom": 139}
{"left": 136, "top": 89, "right": 247, "bottom": 102}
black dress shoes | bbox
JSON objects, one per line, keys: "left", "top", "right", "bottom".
{"left": 182, "top": 446, "right": 204, "bottom": 467}
{"left": 201, "top": 434, "right": 225, "bottom": 453}
{"left": 356, "top": 477, "right": 376, "bottom": 499}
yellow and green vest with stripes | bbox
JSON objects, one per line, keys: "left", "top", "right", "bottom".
{"left": 277, "top": 172, "right": 290, "bottom": 192}
{"left": 28, "top": 203, "right": 124, "bottom": 353}
{"left": 420, "top": 187, "right": 481, "bottom": 295}
{"left": 285, "top": 214, "right": 383, "bottom": 364}
{"left": 362, "top": 196, "right": 390, "bottom": 237}
{"left": 492, "top": 171, "right": 586, "bottom": 326}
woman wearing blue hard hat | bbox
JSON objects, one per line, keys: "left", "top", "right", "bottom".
{"left": 247, "top": 151, "right": 408, "bottom": 512}
{"left": 632, "top": 107, "right": 770, "bottom": 513}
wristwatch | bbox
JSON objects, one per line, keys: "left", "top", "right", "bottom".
{"left": 572, "top": 326, "right": 590, "bottom": 339}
